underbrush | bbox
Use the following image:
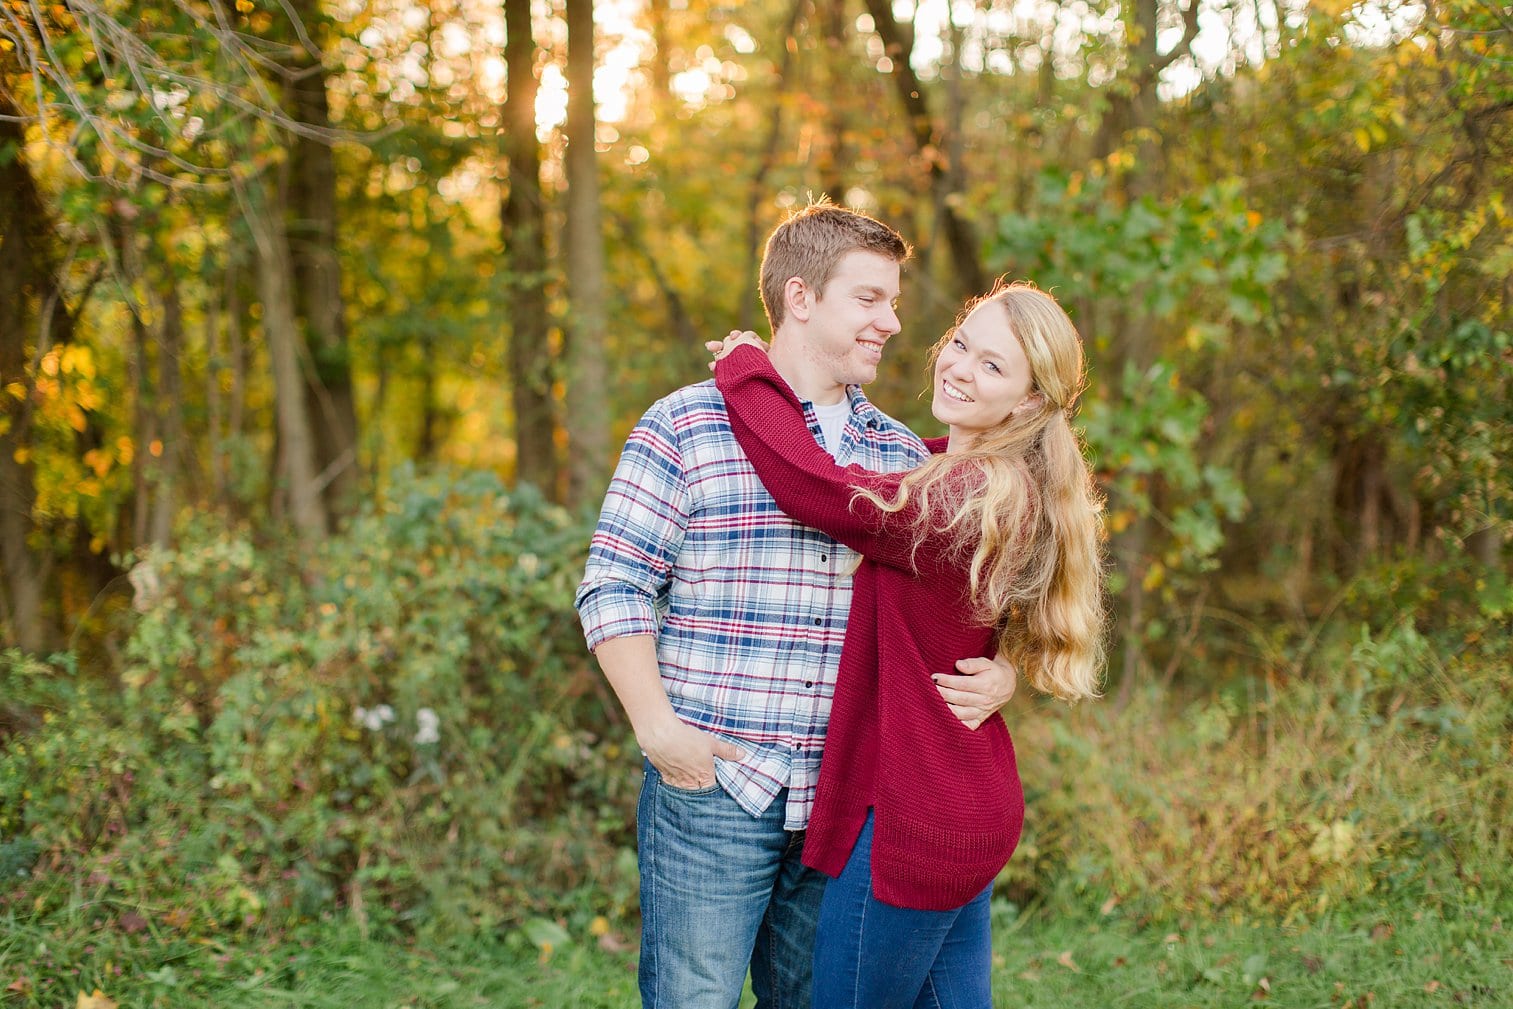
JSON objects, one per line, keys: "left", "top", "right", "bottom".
{"left": 1, "top": 470, "right": 1507, "bottom": 984}
{"left": 1004, "top": 565, "right": 1511, "bottom": 923}
{"left": 1, "top": 469, "right": 639, "bottom": 949}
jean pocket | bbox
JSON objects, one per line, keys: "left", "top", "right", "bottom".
{"left": 652, "top": 767, "right": 724, "bottom": 798}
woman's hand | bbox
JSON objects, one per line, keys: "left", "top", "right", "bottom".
{"left": 706, "top": 330, "right": 768, "bottom": 371}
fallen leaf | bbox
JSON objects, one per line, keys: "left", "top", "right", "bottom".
{"left": 1112, "top": 956, "right": 1128, "bottom": 968}
{"left": 1100, "top": 896, "right": 1119, "bottom": 915}
{"left": 1164, "top": 932, "right": 1182, "bottom": 945}
{"left": 77, "top": 991, "right": 118, "bottom": 1009}
{"left": 1057, "top": 950, "right": 1081, "bottom": 973}
{"left": 7, "top": 977, "right": 31, "bottom": 994}
{"left": 597, "top": 931, "right": 632, "bottom": 954}
{"left": 1424, "top": 981, "right": 1440, "bottom": 994}
{"left": 1302, "top": 955, "right": 1324, "bottom": 973}
{"left": 118, "top": 911, "right": 148, "bottom": 934}
{"left": 1370, "top": 923, "right": 1394, "bottom": 942}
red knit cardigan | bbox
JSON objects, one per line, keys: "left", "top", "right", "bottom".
{"left": 715, "top": 345, "right": 1024, "bottom": 912}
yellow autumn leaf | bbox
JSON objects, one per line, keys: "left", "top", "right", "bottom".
{"left": 83, "top": 449, "right": 111, "bottom": 477}
{"left": 1309, "top": 820, "right": 1357, "bottom": 862}
{"left": 61, "top": 344, "right": 96, "bottom": 378}
{"left": 77, "top": 990, "right": 118, "bottom": 1009}
{"left": 149, "top": 439, "right": 163, "bottom": 457}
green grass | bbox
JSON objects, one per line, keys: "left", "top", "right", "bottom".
{"left": 988, "top": 894, "right": 1510, "bottom": 1008}
{"left": 3, "top": 887, "right": 1506, "bottom": 1008}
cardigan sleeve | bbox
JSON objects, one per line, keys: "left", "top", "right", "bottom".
{"left": 714, "top": 345, "right": 947, "bottom": 573}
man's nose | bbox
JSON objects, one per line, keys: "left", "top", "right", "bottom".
{"left": 879, "top": 305, "right": 901, "bottom": 335}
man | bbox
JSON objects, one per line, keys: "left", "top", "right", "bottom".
{"left": 574, "top": 202, "right": 1016, "bottom": 1009}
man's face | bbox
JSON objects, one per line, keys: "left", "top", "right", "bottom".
{"left": 800, "top": 250, "right": 903, "bottom": 390}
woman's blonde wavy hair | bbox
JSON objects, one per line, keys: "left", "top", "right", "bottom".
{"left": 855, "top": 281, "right": 1107, "bottom": 702}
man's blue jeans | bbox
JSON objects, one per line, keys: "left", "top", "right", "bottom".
{"left": 812, "top": 811, "right": 993, "bottom": 1009}
{"left": 636, "top": 762, "right": 824, "bottom": 1009}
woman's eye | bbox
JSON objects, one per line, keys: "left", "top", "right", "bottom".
{"left": 985, "top": 361, "right": 1000, "bottom": 373}
{"left": 952, "top": 338, "right": 966, "bottom": 350}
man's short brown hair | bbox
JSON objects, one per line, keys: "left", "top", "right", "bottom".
{"left": 758, "top": 200, "right": 912, "bottom": 331}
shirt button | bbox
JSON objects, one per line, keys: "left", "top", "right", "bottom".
{"left": 805, "top": 681, "right": 814, "bottom": 689}
{"left": 813, "top": 618, "right": 823, "bottom": 626}
{"left": 820, "top": 554, "right": 828, "bottom": 563}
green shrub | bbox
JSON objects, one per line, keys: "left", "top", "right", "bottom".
{"left": 0, "top": 469, "right": 638, "bottom": 939}
{"left": 1001, "top": 570, "right": 1511, "bottom": 921}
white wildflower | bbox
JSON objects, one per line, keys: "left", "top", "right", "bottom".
{"left": 354, "top": 704, "right": 393, "bottom": 732}
{"left": 414, "top": 707, "right": 440, "bottom": 746}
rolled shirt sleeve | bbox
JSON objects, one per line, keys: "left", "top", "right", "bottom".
{"left": 575, "top": 399, "right": 690, "bottom": 650}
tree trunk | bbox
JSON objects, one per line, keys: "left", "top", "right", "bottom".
{"left": 0, "top": 102, "right": 56, "bottom": 652}
{"left": 614, "top": 213, "right": 698, "bottom": 350}
{"left": 285, "top": 0, "right": 360, "bottom": 519}
{"left": 225, "top": 266, "right": 249, "bottom": 510}
{"left": 817, "top": 0, "right": 851, "bottom": 202}
{"left": 643, "top": 0, "right": 675, "bottom": 109}
{"left": 130, "top": 311, "right": 154, "bottom": 546}
{"left": 243, "top": 177, "right": 329, "bottom": 541}
{"left": 502, "top": 0, "right": 559, "bottom": 497}
{"left": 564, "top": 0, "right": 611, "bottom": 503}
{"left": 741, "top": 0, "right": 810, "bottom": 333}
{"left": 149, "top": 277, "right": 185, "bottom": 547}
{"left": 861, "top": 0, "right": 986, "bottom": 297}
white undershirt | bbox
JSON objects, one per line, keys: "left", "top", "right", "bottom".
{"left": 811, "top": 399, "right": 851, "bottom": 460}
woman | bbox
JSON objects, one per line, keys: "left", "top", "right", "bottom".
{"left": 709, "top": 281, "right": 1105, "bottom": 1009}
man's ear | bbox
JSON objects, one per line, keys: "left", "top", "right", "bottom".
{"left": 783, "top": 276, "right": 812, "bottom": 323}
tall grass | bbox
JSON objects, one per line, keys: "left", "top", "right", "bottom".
{"left": 1003, "top": 603, "right": 1510, "bottom": 922}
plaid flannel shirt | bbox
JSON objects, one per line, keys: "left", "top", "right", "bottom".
{"left": 575, "top": 377, "right": 928, "bottom": 830}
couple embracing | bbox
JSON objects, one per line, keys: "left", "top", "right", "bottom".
{"left": 575, "top": 202, "right": 1104, "bottom": 1009}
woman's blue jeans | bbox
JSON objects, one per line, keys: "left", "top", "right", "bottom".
{"left": 812, "top": 811, "right": 993, "bottom": 1009}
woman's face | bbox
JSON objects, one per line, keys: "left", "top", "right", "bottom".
{"left": 930, "top": 299, "right": 1036, "bottom": 441}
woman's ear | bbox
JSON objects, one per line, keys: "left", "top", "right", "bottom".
{"left": 783, "top": 276, "right": 812, "bottom": 323}
{"left": 1015, "top": 392, "right": 1046, "bottom": 415}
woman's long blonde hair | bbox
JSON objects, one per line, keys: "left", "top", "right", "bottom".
{"left": 856, "top": 282, "right": 1106, "bottom": 702}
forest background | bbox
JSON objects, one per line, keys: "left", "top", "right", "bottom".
{"left": 1, "top": 0, "right": 1509, "bottom": 1005}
